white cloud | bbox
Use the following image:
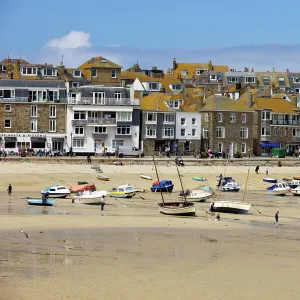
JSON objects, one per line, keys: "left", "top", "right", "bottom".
{"left": 46, "top": 31, "right": 92, "bottom": 50}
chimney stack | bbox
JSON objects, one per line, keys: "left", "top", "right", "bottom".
{"left": 173, "top": 58, "right": 177, "bottom": 71}
{"left": 246, "top": 90, "right": 253, "bottom": 108}
{"left": 217, "top": 79, "right": 223, "bottom": 95}
{"left": 291, "top": 94, "right": 297, "bottom": 106}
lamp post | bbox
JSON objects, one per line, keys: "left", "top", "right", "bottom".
{"left": 70, "top": 132, "right": 73, "bottom": 157}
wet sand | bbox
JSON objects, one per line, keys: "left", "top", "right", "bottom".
{"left": 1, "top": 162, "right": 300, "bottom": 300}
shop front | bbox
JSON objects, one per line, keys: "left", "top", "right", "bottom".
{"left": 260, "top": 142, "right": 281, "bottom": 157}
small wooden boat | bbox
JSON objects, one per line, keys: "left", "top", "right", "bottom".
{"left": 267, "top": 182, "right": 289, "bottom": 196}
{"left": 158, "top": 202, "right": 195, "bottom": 216}
{"left": 139, "top": 174, "right": 152, "bottom": 180}
{"left": 25, "top": 198, "right": 55, "bottom": 206}
{"left": 179, "top": 189, "right": 211, "bottom": 202}
{"left": 192, "top": 177, "right": 205, "bottom": 181}
{"left": 70, "top": 183, "right": 96, "bottom": 193}
{"left": 97, "top": 175, "right": 110, "bottom": 181}
{"left": 213, "top": 201, "right": 251, "bottom": 214}
{"left": 41, "top": 185, "right": 70, "bottom": 198}
{"left": 263, "top": 178, "right": 277, "bottom": 183}
{"left": 72, "top": 190, "right": 109, "bottom": 204}
{"left": 110, "top": 184, "right": 136, "bottom": 198}
{"left": 150, "top": 180, "right": 174, "bottom": 193}
{"left": 291, "top": 186, "right": 300, "bottom": 196}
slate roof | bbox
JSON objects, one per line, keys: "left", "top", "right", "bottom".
{"left": 0, "top": 79, "right": 66, "bottom": 88}
{"left": 78, "top": 56, "right": 122, "bottom": 70}
{"left": 201, "top": 95, "right": 252, "bottom": 111}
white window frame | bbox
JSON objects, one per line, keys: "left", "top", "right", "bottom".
{"left": 196, "top": 69, "right": 207, "bottom": 75}
{"left": 180, "top": 118, "right": 186, "bottom": 125}
{"left": 117, "top": 112, "right": 132, "bottom": 122}
{"left": 292, "top": 128, "right": 300, "bottom": 137}
{"left": 171, "top": 84, "right": 182, "bottom": 90}
{"left": 49, "top": 120, "right": 56, "bottom": 132}
{"left": 148, "top": 82, "right": 159, "bottom": 90}
{"left": 146, "top": 112, "right": 157, "bottom": 123}
{"left": 293, "top": 77, "right": 300, "bottom": 83}
{"left": 181, "top": 70, "right": 187, "bottom": 76}
{"left": 94, "top": 126, "right": 107, "bottom": 133}
{"left": 111, "top": 69, "right": 117, "bottom": 78}
{"left": 91, "top": 69, "right": 97, "bottom": 77}
{"left": 230, "top": 113, "right": 236, "bottom": 123}
{"left": 116, "top": 126, "right": 131, "bottom": 135}
{"left": 192, "top": 128, "right": 196, "bottom": 137}
{"left": 203, "top": 128, "right": 209, "bottom": 138}
{"left": 22, "top": 67, "right": 37, "bottom": 76}
{"left": 204, "top": 113, "right": 209, "bottom": 122}
{"left": 4, "top": 104, "right": 11, "bottom": 112}
{"left": 4, "top": 119, "right": 11, "bottom": 128}
{"left": 228, "top": 77, "right": 239, "bottom": 83}
{"left": 295, "top": 88, "right": 300, "bottom": 94}
{"left": 218, "top": 113, "right": 223, "bottom": 122}
{"left": 192, "top": 118, "right": 196, "bottom": 125}
{"left": 217, "top": 142, "right": 223, "bottom": 152}
{"left": 216, "top": 127, "right": 225, "bottom": 138}
{"left": 49, "top": 105, "right": 56, "bottom": 118}
{"left": 164, "top": 113, "right": 175, "bottom": 124}
{"left": 0, "top": 89, "right": 15, "bottom": 99}
{"left": 73, "top": 139, "right": 85, "bottom": 148}
{"left": 181, "top": 128, "right": 186, "bottom": 137}
{"left": 240, "top": 127, "right": 248, "bottom": 139}
{"left": 210, "top": 74, "right": 216, "bottom": 80}
{"left": 241, "top": 143, "right": 247, "bottom": 153}
{"left": 31, "top": 105, "right": 37, "bottom": 117}
{"left": 48, "top": 90, "right": 59, "bottom": 102}
{"left": 74, "top": 126, "right": 84, "bottom": 135}
{"left": 261, "top": 111, "right": 271, "bottom": 120}
{"left": 245, "top": 77, "right": 255, "bottom": 83}
{"left": 43, "top": 68, "right": 57, "bottom": 76}
{"left": 261, "top": 127, "right": 271, "bottom": 136}
{"left": 30, "top": 119, "right": 37, "bottom": 132}
{"left": 114, "top": 91, "right": 121, "bottom": 101}
{"left": 72, "top": 82, "right": 79, "bottom": 88}
{"left": 242, "top": 114, "right": 247, "bottom": 123}
{"left": 146, "top": 126, "right": 156, "bottom": 138}
{"left": 163, "top": 127, "right": 174, "bottom": 138}
{"left": 73, "top": 70, "right": 81, "bottom": 77}
{"left": 74, "top": 111, "right": 86, "bottom": 120}
{"left": 112, "top": 140, "right": 124, "bottom": 149}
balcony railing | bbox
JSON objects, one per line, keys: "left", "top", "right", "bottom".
{"left": 271, "top": 120, "right": 300, "bottom": 125}
{"left": 0, "top": 97, "right": 29, "bottom": 102}
{"left": 72, "top": 119, "right": 88, "bottom": 126}
{"left": 87, "top": 118, "right": 116, "bottom": 125}
{"left": 75, "top": 97, "right": 139, "bottom": 106}
{"left": 0, "top": 97, "right": 67, "bottom": 103}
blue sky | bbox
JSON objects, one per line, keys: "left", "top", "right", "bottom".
{"left": 1, "top": 0, "right": 300, "bottom": 71}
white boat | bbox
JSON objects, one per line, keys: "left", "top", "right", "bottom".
{"left": 221, "top": 181, "right": 241, "bottom": 192}
{"left": 72, "top": 190, "right": 109, "bottom": 204}
{"left": 179, "top": 190, "right": 212, "bottom": 202}
{"left": 266, "top": 182, "right": 290, "bottom": 196}
{"left": 158, "top": 202, "right": 196, "bottom": 216}
{"left": 41, "top": 185, "right": 70, "bottom": 198}
{"left": 291, "top": 186, "right": 300, "bottom": 196}
{"left": 213, "top": 201, "right": 251, "bottom": 214}
{"left": 110, "top": 184, "right": 136, "bottom": 198}
{"left": 289, "top": 180, "right": 300, "bottom": 189}
{"left": 139, "top": 174, "right": 152, "bottom": 180}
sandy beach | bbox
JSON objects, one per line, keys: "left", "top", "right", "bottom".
{"left": 1, "top": 161, "right": 300, "bottom": 300}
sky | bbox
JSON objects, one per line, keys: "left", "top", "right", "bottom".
{"left": 1, "top": 0, "right": 300, "bottom": 71}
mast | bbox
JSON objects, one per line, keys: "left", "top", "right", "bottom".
{"left": 242, "top": 168, "right": 250, "bottom": 203}
{"left": 176, "top": 164, "right": 187, "bottom": 202}
{"left": 152, "top": 155, "right": 164, "bottom": 205}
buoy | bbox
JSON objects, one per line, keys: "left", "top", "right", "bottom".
{"left": 153, "top": 180, "right": 159, "bottom": 185}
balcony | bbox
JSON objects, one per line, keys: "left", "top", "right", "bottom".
{"left": 76, "top": 97, "right": 139, "bottom": 106}
{"left": 0, "top": 97, "right": 28, "bottom": 103}
{"left": 72, "top": 119, "right": 88, "bottom": 126}
{"left": 271, "top": 120, "right": 300, "bottom": 126}
{"left": 0, "top": 97, "right": 67, "bottom": 103}
{"left": 87, "top": 118, "right": 116, "bottom": 125}
{"left": 92, "top": 133, "right": 108, "bottom": 139}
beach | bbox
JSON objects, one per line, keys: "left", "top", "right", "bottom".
{"left": 1, "top": 161, "right": 300, "bottom": 300}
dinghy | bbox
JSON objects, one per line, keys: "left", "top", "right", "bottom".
{"left": 179, "top": 189, "right": 211, "bottom": 202}
{"left": 192, "top": 177, "right": 205, "bottom": 181}
{"left": 110, "top": 184, "right": 136, "bottom": 198}
{"left": 158, "top": 202, "right": 195, "bottom": 216}
{"left": 70, "top": 183, "right": 96, "bottom": 193}
{"left": 25, "top": 198, "right": 55, "bottom": 206}
{"left": 72, "top": 190, "right": 109, "bottom": 204}
{"left": 267, "top": 182, "right": 289, "bottom": 196}
{"left": 41, "top": 185, "right": 70, "bottom": 198}
{"left": 213, "top": 201, "right": 251, "bottom": 214}
{"left": 97, "top": 175, "right": 110, "bottom": 181}
{"left": 139, "top": 174, "right": 152, "bottom": 180}
{"left": 263, "top": 178, "right": 277, "bottom": 183}
{"left": 150, "top": 180, "right": 174, "bottom": 193}
{"left": 291, "top": 186, "right": 300, "bottom": 196}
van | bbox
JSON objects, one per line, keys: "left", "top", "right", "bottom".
{"left": 117, "top": 146, "right": 144, "bottom": 158}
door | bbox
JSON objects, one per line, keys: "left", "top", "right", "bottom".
{"left": 95, "top": 92, "right": 105, "bottom": 105}
{"left": 52, "top": 141, "right": 63, "bottom": 151}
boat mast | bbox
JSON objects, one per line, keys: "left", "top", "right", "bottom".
{"left": 175, "top": 164, "right": 187, "bottom": 203}
{"left": 217, "top": 159, "right": 228, "bottom": 201}
{"left": 242, "top": 168, "right": 250, "bottom": 203}
{"left": 152, "top": 155, "right": 165, "bottom": 206}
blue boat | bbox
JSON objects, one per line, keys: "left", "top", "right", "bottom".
{"left": 25, "top": 198, "right": 55, "bottom": 206}
{"left": 263, "top": 178, "right": 277, "bottom": 184}
{"left": 192, "top": 177, "right": 205, "bottom": 181}
{"left": 150, "top": 180, "right": 174, "bottom": 193}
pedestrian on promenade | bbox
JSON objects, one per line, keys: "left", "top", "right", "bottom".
{"left": 7, "top": 184, "right": 12, "bottom": 196}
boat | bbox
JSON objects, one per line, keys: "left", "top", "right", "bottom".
{"left": 139, "top": 174, "right": 152, "bottom": 180}
{"left": 179, "top": 189, "right": 211, "bottom": 202}
{"left": 78, "top": 181, "right": 89, "bottom": 185}
{"left": 221, "top": 180, "right": 241, "bottom": 192}
{"left": 293, "top": 176, "right": 300, "bottom": 180}
{"left": 291, "top": 186, "right": 300, "bottom": 196}
{"left": 110, "top": 184, "right": 136, "bottom": 198}
{"left": 72, "top": 190, "right": 109, "bottom": 204}
{"left": 267, "top": 182, "right": 290, "bottom": 196}
{"left": 150, "top": 180, "right": 174, "bottom": 193}
{"left": 97, "top": 175, "right": 110, "bottom": 181}
{"left": 289, "top": 179, "right": 300, "bottom": 189}
{"left": 41, "top": 185, "right": 70, "bottom": 198}
{"left": 25, "top": 198, "right": 55, "bottom": 206}
{"left": 70, "top": 183, "right": 96, "bottom": 193}
{"left": 192, "top": 177, "right": 205, "bottom": 181}
{"left": 152, "top": 156, "right": 195, "bottom": 216}
{"left": 263, "top": 178, "right": 277, "bottom": 183}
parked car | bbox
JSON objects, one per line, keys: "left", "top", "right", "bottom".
{"left": 116, "top": 146, "right": 144, "bottom": 158}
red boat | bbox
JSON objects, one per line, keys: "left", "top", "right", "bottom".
{"left": 70, "top": 183, "right": 96, "bottom": 193}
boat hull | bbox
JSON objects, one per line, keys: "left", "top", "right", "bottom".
{"left": 291, "top": 188, "right": 300, "bottom": 196}
{"left": 158, "top": 202, "right": 195, "bottom": 216}
{"left": 25, "top": 198, "right": 55, "bottom": 206}
{"left": 267, "top": 190, "right": 288, "bottom": 196}
{"left": 213, "top": 201, "right": 251, "bottom": 215}
{"left": 263, "top": 178, "right": 277, "bottom": 183}
{"left": 192, "top": 177, "right": 205, "bottom": 181}
{"left": 43, "top": 193, "right": 69, "bottom": 199}
{"left": 72, "top": 198, "right": 105, "bottom": 204}
{"left": 179, "top": 191, "right": 211, "bottom": 202}
{"left": 140, "top": 174, "right": 152, "bottom": 180}
{"left": 97, "top": 176, "right": 110, "bottom": 181}
{"left": 151, "top": 186, "right": 174, "bottom": 193}
{"left": 109, "top": 191, "right": 135, "bottom": 198}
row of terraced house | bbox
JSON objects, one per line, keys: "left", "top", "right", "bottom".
{"left": 0, "top": 56, "right": 299, "bottom": 157}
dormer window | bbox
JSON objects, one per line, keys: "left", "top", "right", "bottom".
{"left": 196, "top": 69, "right": 208, "bottom": 75}
{"left": 228, "top": 77, "right": 239, "bottom": 83}
{"left": 73, "top": 70, "right": 81, "bottom": 77}
{"left": 168, "top": 100, "right": 179, "bottom": 109}
{"left": 43, "top": 68, "right": 57, "bottom": 76}
{"left": 278, "top": 77, "right": 285, "bottom": 86}
{"left": 293, "top": 77, "right": 300, "bottom": 83}
{"left": 262, "top": 76, "right": 270, "bottom": 85}
{"left": 181, "top": 70, "right": 187, "bottom": 76}
{"left": 171, "top": 84, "right": 182, "bottom": 90}
{"left": 149, "top": 82, "right": 159, "bottom": 90}
{"left": 22, "top": 67, "right": 37, "bottom": 75}
{"left": 245, "top": 77, "right": 255, "bottom": 83}
{"left": 210, "top": 75, "right": 216, "bottom": 80}
{"left": 100, "top": 59, "right": 107, "bottom": 63}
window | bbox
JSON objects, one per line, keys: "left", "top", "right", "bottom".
{"left": 94, "top": 127, "right": 107, "bottom": 133}
{"left": 48, "top": 91, "right": 59, "bottom": 101}
{"left": 164, "top": 114, "right": 175, "bottom": 123}
{"left": 181, "top": 70, "right": 187, "bottom": 76}
{"left": 172, "top": 84, "right": 182, "bottom": 90}
{"left": 73, "top": 139, "right": 84, "bottom": 148}
{"left": 217, "top": 142, "right": 223, "bottom": 152}
{"left": 4, "top": 119, "right": 11, "bottom": 128}
{"left": 292, "top": 128, "right": 300, "bottom": 137}
{"left": 295, "top": 88, "right": 300, "bottom": 94}
{"left": 274, "top": 128, "right": 278, "bottom": 136}
{"left": 112, "top": 140, "right": 124, "bottom": 149}
{"left": 91, "top": 69, "right": 97, "bottom": 77}
{"left": 293, "top": 77, "right": 300, "bottom": 83}
{"left": 196, "top": 69, "right": 207, "bottom": 75}
{"left": 203, "top": 128, "right": 209, "bottom": 138}
{"left": 210, "top": 75, "right": 216, "bottom": 80}
{"left": 4, "top": 104, "right": 11, "bottom": 112}
{"left": 261, "top": 111, "right": 271, "bottom": 120}
{"left": 30, "top": 119, "right": 37, "bottom": 132}
{"left": 204, "top": 142, "right": 209, "bottom": 150}
{"left": 49, "top": 120, "right": 56, "bottom": 132}
{"left": 230, "top": 113, "right": 236, "bottom": 123}
{"left": 262, "top": 76, "right": 270, "bottom": 85}
{"left": 192, "top": 128, "right": 196, "bottom": 137}
{"left": 284, "top": 129, "right": 287, "bottom": 137}
{"left": 245, "top": 77, "right": 255, "bottom": 83}
{"left": 74, "top": 126, "right": 84, "bottom": 135}
{"left": 117, "top": 112, "right": 132, "bottom": 121}
{"left": 111, "top": 69, "right": 117, "bottom": 78}
{"left": 28, "top": 90, "right": 47, "bottom": 102}
{"left": 181, "top": 128, "right": 186, "bottom": 136}
{"left": 228, "top": 77, "right": 238, "bottom": 83}
{"left": 241, "top": 143, "right": 246, "bottom": 153}
{"left": 0, "top": 89, "right": 15, "bottom": 98}
{"left": 278, "top": 77, "right": 285, "bottom": 86}
{"left": 163, "top": 127, "right": 174, "bottom": 138}
{"left": 192, "top": 118, "right": 196, "bottom": 125}
{"left": 240, "top": 127, "right": 248, "bottom": 138}
{"left": 181, "top": 118, "right": 186, "bottom": 125}
{"left": 168, "top": 100, "right": 179, "bottom": 108}
{"left": 146, "top": 112, "right": 157, "bottom": 122}
{"left": 204, "top": 113, "right": 209, "bottom": 122}
{"left": 149, "top": 82, "right": 159, "bottom": 90}
{"left": 114, "top": 92, "right": 121, "bottom": 101}
{"left": 218, "top": 113, "right": 223, "bottom": 122}
{"left": 74, "top": 111, "right": 86, "bottom": 119}
{"left": 31, "top": 105, "right": 37, "bottom": 117}
{"left": 146, "top": 126, "right": 156, "bottom": 137}
{"left": 242, "top": 114, "right": 247, "bottom": 123}
{"left": 43, "top": 68, "right": 56, "bottom": 76}
{"left": 73, "top": 70, "right": 81, "bottom": 77}
{"left": 216, "top": 127, "right": 225, "bottom": 138}
{"left": 261, "top": 127, "right": 270, "bottom": 136}
{"left": 49, "top": 105, "right": 56, "bottom": 117}
{"left": 72, "top": 82, "right": 79, "bottom": 88}
{"left": 116, "top": 126, "right": 131, "bottom": 135}
{"left": 22, "top": 67, "right": 37, "bottom": 75}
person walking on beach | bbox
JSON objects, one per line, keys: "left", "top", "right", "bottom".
{"left": 209, "top": 202, "right": 215, "bottom": 220}
{"left": 275, "top": 211, "right": 279, "bottom": 225}
{"left": 7, "top": 184, "right": 12, "bottom": 196}
{"left": 266, "top": 168, "right": 269, "bottom": 176}
{"left": 255, "top": 166, "right": 259, "bottom": 174}
{"left": 87, "top": 154, "right": 92, "bottom": 164}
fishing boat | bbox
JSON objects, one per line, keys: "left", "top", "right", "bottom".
{"left": 263, "top": 178, "right": 277, "bottom": 183}
{"left": 221, "top": 180, "right": 241, "bottom": 192}
{"left": 179, "top": 189, "right": 211, "bottom": 202}
{"left": 41, "top": 185, "right": 70, "bottom": 198}
{"left": 72, "top": 190, "right": 109, "bottom": 204}
{"left": 192, "top": 176, "right": 205, "bottom": 181}
{"left": 70, "top": 183, "right": 96, "bottom": 193}
{"left": 25, "top": 198, "right": 55, "bottom": 206}
{"left": 289, "top": 179, "right": 300, "bottom": 189}
{"left": 97, "top": 175, "right": 110, "bottom": 181}
{"left": 139, "top": 174, "right": 152, "bottom": 180}
{"left": 110, "top": 184, "right": 136, "bottom": 198}
{"left": 150, "top": 180, "right": 174, "bottom": 193}
{"left": 291, "top": 186, "right": 300, "bottom": 196}
{"left": 266, "top": 182, "right": 290, "bottom": 196}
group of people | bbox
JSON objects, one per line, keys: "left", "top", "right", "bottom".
{"left": 208, "top": 202, "right": 220, "bottom": 221}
